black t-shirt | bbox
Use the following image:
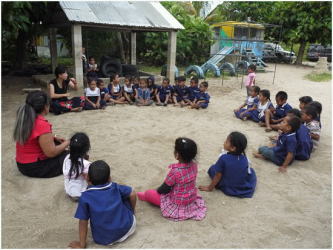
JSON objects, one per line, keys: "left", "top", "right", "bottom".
{"left": 49, "top": 79, "right": 70, "bottom": 102}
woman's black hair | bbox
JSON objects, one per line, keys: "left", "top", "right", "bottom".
{"left": 174, "top": 137, "right": 197, "bottom": 163}
{"left": 308, "top": 101, "right": 322, "bottom": 115}
{"left": 54, "top": 65, "right": 67, "bottom": 78}
{"left": 227, "top": 132, "right": 247, "bottom": 156}
{"left": 69, "top": 132, "right": 91, "bottom": 180}
{"left": 88, "top": 160, "right": 110, "bottom": 185}
{"left": 299, "top": 96, "right": 313, "bottom": 104}
{"left": 259, "top": 89, "right": 270, "bottom": 100}
{"left": 13, "top": 91, "right": 50, "bottom": 144}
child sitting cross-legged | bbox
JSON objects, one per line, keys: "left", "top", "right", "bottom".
{"left": 234, "top": 86, "right": 260, "bottom": 120}
{"left": 136, "top": 78, "right": 153, "bottom": 106}
{"left": 108, "top": 73, "right": 127, "bottom": 104}
{"left": 247, "top": 89, "right": 274, "bottom": 122}
{"left": 199, "top": 132, "right": 257, "bottom": 198}
{"left": 97, "top": 79, "right": 111, "bottom": 104}
{"left": 189, "top": 81, "right": 210, "bottom": 109}
{"left": 84, "top": 78, "right": 106, "bottom": 110}
{"left": 123, "top": 76, "right": 136, "bottom": 105}
{"left": 253, "top": 116, "right": 301, "bottom": 172}
{"left": 137, "top": 137, "right": 207, "bottom": 221}
{"left": 69, "top": 160, "right": 137, "bottom": 248}
{"left": 262, "top": 91, "right": 292, "bottom": 132}
{"left": 156, "top": 78, "right": 173, "bottom": 106}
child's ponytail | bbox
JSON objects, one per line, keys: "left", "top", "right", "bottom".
{"left": 69, "top": 133, "right": 90, "bottom": 180}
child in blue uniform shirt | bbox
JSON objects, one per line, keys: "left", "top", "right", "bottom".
{"left": 234, "top": 86, "right": 260, "bottom": 120}
{"left": 199, "top": 132, "right": 256, "bottom": 198}
{"left": 69, "top": 160, "right": 137, "bottom": 248}
{"left": 188, "top": 76, "right": 200, "bottom": 102}
{"left": 147, "top": 76, "right": 157, "bottom": 100}
{"left": 263, "top": 91, "right": 292, "bottom": 132}
{"left": 173, "top": 76, "right": 191, "bottom": 107}
{"left": 254, "top": 116, "right": 301, "bottom": 172}
{"left": 286, "top": 109, "right": 313, "bottom": 160}
{"left": 190, "top": 81, "right": 210, "bottom": 109}
{"left": 156, "top": 78, "right": 173, "bottom": 106}
{"left": 97, "top": 79, "right": 110, "bottom": 103}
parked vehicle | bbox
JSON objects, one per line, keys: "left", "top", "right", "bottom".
{"left": 307, "top": 44, "right": 331, "bottom": 62}
{"left": 262, "top": 43, "right": 296, "bottom": 63}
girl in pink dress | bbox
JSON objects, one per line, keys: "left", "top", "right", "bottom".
{"left": 137, "top": 138, "right": 207, "bottom": 221}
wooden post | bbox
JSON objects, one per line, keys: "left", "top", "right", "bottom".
{"left": 131, "top": 32, "right": 136, "bottom": 65}
{"left": 167, "top": 31, "right": 177, "bottom": 84}
{"left": 71, "top": 24, "right": 83, "bottom": 88}
{"left": 49, "top": 28, "right": 58, "bottom": 74}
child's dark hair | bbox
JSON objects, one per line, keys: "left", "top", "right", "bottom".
{"left": 200, "top": 81, "right": 208, "bottom": 88}
{"left": 125, "top": 75, "right": 131, "bottom": 81}
{"left": 54, "top": 65, "right": 67, "bottom": 78}
{"left": 276, "top": 91, "right": 288, "bottom": 101}
{"left": 252, "top": 86, "right": 260, "bottom": 94}
{"left": 287, "top": 117, "right": 301, "bottom": 133}
{"left": 174, "top": 137, "right": 197, "bottom": 163}
{"left": 69, "top": 132, "right": 91, "bottom": 180}
{"left": 96, "top": 78, "right": 104, "bottom": 86}
{"left": 88, "top": 56, "right": 95, "bottom": 61}
{"left": 110, "top": 73, "right": 118, "bottom": 82}
{"left": 177, "top": 76, "right": 186, "bottom": 82}
{"left": 287, "top": 108, "right": 301, "bottom": 118}
{"left": 88, "top": 77, "right": 97, "bottom": 84}
{"left": 248, "top": 64, "right": 256, "bottom": 72}
{"left": 88, "top": 160, "right": 110, "bottom": 185}
{"left": 147, "top": 76, "right": 155, "bottom": 85}
{"left": 303, "top": 105, "right": 318, "bottom": 120}
{"left": 228, "top": 132, "right": 247, "bottom": 156}
{"left": 259, "top": 89, "right": 270, "bottom": 100}
{"left": 308, "top": 101, "right": 322, "bottom": 115}
{"left": 299, "top": 96, "right": 313, "bottom": 104}
{"left": 190, "top": 76, "right": 199, "bottom": 84}
{"left": 163, "top": 77, "right": 170, "bottom": 84}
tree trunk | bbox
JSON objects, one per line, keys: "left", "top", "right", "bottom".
{"left": 117, "top": 31, "right": 125, "bottom": 64}
{"left": 14, "top": 29, "right": 28, "bottom": 69}
{"left": 296, "top": 41, "right": 306, "bottom": 65}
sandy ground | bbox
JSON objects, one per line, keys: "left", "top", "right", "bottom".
{"left": 2, "top": 63, "right": 331, "bottom": 248}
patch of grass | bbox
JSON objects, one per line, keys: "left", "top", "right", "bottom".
{"left": 305, "top": 72, "right": 331, "bottom": 82}
{"left": 38, "top": 57, "right": 73, "bottom": 66}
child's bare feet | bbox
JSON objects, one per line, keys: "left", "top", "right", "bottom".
{"left": 265, "top": 127, "right": 273, "bottom": 132}
{"left": 259, "top": 122, "right": 266, "bottom": 127}
{"left": 253, "top": 152, "right": 265, "bottom": 159}
{"left": 242, "top": 117, "right": 248, "bottom": 121}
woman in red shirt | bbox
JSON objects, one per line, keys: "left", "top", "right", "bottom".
{"left": 14, "top": 91, "right": 69, "bottom": 178}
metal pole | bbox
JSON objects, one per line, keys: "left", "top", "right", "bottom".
{"left": 272, "top": 24, "right": 283, "bottom": 85}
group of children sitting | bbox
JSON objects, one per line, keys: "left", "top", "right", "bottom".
{"left": 84, "top": 74, "right": 210, "bottom": 110}
{"left": 65, "top": 132, "right": 256, "bottom": 247}
{"left": 234, "top": 86, "right": 321, "bottom": 172}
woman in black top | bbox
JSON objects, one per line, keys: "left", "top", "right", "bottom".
{"left": 49, "top": 66, "right": 84, "bottom": 115}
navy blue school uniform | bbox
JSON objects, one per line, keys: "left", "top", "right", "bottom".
{"left": 74, "top": 182, "right": 134, "bottom": 245}
{"left": 273, "top": 132, "right": 297, "bottom": 165}
{"left": 249, "top": 101, "right": 274, "bottom": 122}
{"left": 188, "top": 86, "right": 200, "bottom": 101}
{"left": 273, "top": 103, "right": 292, "bottom": 120}
{"left": 148, "top": 84, "right": 157, "bottom": 98}
{"left": 157, "top": 85, "right": 173, "bottom": 102}
{"left": 295, "top": 124, "right": 313, "bottom": 160}
{"left": 99, "top": 87, "right": 109, "bottom": 100}
{"left": 173, "top": 85, "right": 190, "bottom": 102}
{"left": 234, "top": 96, "right": 259, "bottom": 119}
{"left": 207, "top": 153, "right": 256, "bottom": 198}
{"left": 195, "top": 91, "right": 210, "bottom": 108}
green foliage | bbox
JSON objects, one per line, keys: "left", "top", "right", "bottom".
{"left": 137, "top": 2, "right": 213, "bottom": 66}
{"left": 305, "top": 72, "right": 332, "bottom": 82}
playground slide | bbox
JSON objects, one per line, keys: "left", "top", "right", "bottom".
{"left": 202, "top": 46, "right": 234, "bottom": 67}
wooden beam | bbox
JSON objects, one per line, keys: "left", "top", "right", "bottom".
{"left": 48, "top": 28, "right": 58, "bottom": 74}
{"left": 71, "top": 24, "right": 83, "bottom": 88}
{"left": 167, "top": 31, "right": 177, "bottom": 84}
{"left": 131, "top": 32, "right": 136, "bottom": 65}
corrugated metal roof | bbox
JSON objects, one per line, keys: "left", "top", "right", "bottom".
{"left": 59, "top": 1, "right": 184, "bottom": 31}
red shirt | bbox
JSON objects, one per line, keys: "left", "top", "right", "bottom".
{"left": 16, "top": 115, "right": 52, "bottom": 164}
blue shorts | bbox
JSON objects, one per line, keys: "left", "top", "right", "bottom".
{"left": 258, "top": 146, "right": 281, "bottom": 165}
{"left": 200, "top": 103, "right": 208, "bottom": 109}
{"left": 234, "top": 108, "right": 252, "bottom": 119}
{"left": 249, "top": 110, "right": 265, "bottom": 122}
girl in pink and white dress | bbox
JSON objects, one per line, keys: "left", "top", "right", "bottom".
{"left": 137, "top": 137, "right": 207, "bottom": 221}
